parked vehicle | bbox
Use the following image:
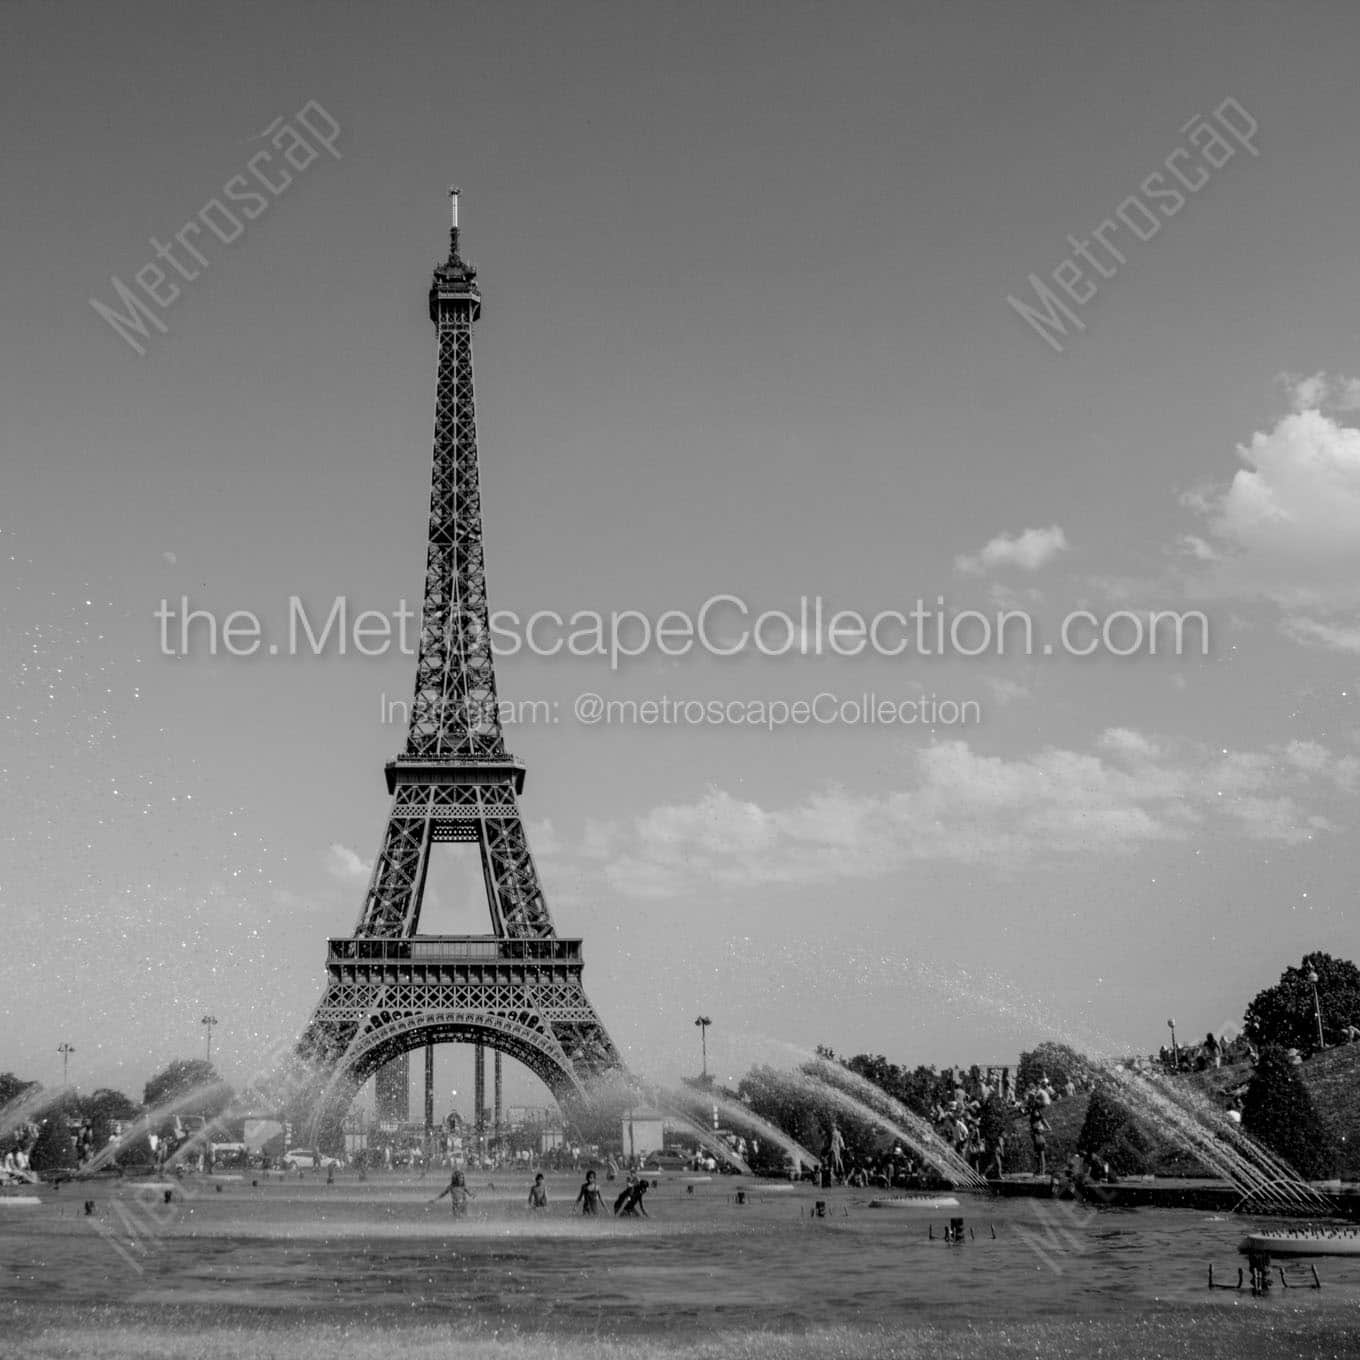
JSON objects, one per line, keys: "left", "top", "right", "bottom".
{"left": 281, "top": 1147, "right": 340, "bottom": 1170}
{"left": 641, "top": 1149, "right": 692, "bottom": 1172}
{"left": 208, "top": 1142, "right": 250, "bottom": 1171}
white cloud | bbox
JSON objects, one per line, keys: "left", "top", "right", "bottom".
{"left": 955, "top": 525, "right": 1069, "bottom": 576}
{"left": 1178, "top": 536, "right": 1218, "bottom": 563}
{"left": 1280, "top": 616, "right": 1360, "bottom": 654}
{"left": 1097, "top": 727, "right": 1162, "bottom": 761}
{"left": 983, "top": 579, "right": 1047, "bottom": 611}
{"left": 1084, "top": 574, "right": 1166, "bottom": 603}
{"left": 581, "top": 819, "right": 621, "bottom": 860}
{"left": 1183, "top": 406, "right": 1360, "bottom": 633}
{"left": 325, "top": 842, "right": 370, "bottom": 881}
{"left": 1279, "top": 370, "right": 1360, "bottom": 414}
{"left": 1204, "top": 412, "right": 1360, "bottom": 564}
{"left": 590, "top": 730, "right": 1356, "bottom": 899}
{"left": 527, "top": 818, "right": 563, "bottom": 858}
{"left": 983, "top": 677, "right": 1031, "bottom": 707}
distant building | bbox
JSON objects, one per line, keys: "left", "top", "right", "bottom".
{"left": 505, "top": 1105, "right": 558, "bottom": 1130}
{"left": 621, "top": 1108, "right": 666, "bottom": 1159}
{"left": 375, "top": 1056, "right": 410, "bottom": 1123}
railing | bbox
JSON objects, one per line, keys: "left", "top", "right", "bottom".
{"left": 328, "top": 935, "right": 581, "bottom": 964}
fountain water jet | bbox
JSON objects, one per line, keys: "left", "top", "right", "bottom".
{"left": 643, "top": 1081, "right": 818, "bottom": 1175}
{"left": 1054, "top": 1052, "right": 1331, "bottom": 1216}
{"left": 764, "top": 1045, "right": 987, "bottom": 1189}
{"left": 77, "top": 1080, "right": 233, "bottom": 1177}
{"left": 164, "top": 1050, "right": 331, "bottom": 1173}
{"left": 0, "top": 1084, "right": 71, "bottom": 1146}
{"left": 792, "top": 1065, "right": 988, "bottom": 1189}
{"left": 579, "top": 1071, "right": 757, "bottom": 1175}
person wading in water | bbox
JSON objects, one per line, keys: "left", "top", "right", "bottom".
{"left": 574, "top": 1168, "right": 604, "bottom": 1215}
{"left": 614, "top": 1176, "right": 650, "bottom": 1217}
{"left": 433, "top": 1161, "right": 474, "bottom": 1217}
{"left": 528, "top": 1172, "right": 548, "bottom": 1210}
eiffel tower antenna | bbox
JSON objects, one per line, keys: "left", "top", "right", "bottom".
{"left": 295, "top": 192, "right": 623, "bottom": 1137}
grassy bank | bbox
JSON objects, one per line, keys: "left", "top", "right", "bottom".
{"left": 1003, "top": 1042, "right": 1360, "bottom": 1178}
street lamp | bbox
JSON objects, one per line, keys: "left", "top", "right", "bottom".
{"left": 1307, "top": 970, "right": 1325, "bottom": 1051}
{"left": 694, "top": 1016, "right": 712, "bottom": 1082}
{"left": 1167, "top": 1018, "right": 1179, "bottom": 1069}
{"left": 201, "top": 1015, "right": 219, "bottom": 1063}
{"left": 57, "top": 1042, "right": 75, "bottom": 1086}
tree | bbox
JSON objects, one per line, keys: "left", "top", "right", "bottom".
{"left": 77, "top": 1088, "right": 142, "bottom": 1152}
{"left": 142, "top": 1059, "right": 233, "bottom": 1131}
{"left": 1243, "top": 952, "right": 1360, "bottom": 1053}
{"left": 27, "top": 1091, "right": 79, "bottom": 1172}
{"left": 843, "top": 1055, "right": 943, "bottom": 1118}
{"left": 1076, "top": 1085, "right": 1154, "bottom": 1177}
{"left": 736, "top": 1065, "right": 824, "bottom": 1172}
{"left": 1241, "top": 1045, "right": 1337, "bottom": 1180}
{"left": 0, "top": 1072, "right": 40, "bottom": 1111}
{"left": 735, "top": 1064, "right": 881, "bottom": 1172}
{"left": 1016, "top": 1041, "right": 1085, "bottom": 1094}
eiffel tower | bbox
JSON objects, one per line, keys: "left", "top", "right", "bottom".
{"left": 295, "top": 192, "right": 622, "bottom": 1135}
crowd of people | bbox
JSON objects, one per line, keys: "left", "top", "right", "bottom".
{"left": 801, "top": 1067, "right": 1080, "bottom": 1187}
{"left": 0, "top": 1134, "right": 38, "bottom": 1185}
{"left": 1153, "top": 1030, "right": 1258, "bottom": 1073}
{"left": 932, "top": 1068, "right": 1086, "bottom": 1179}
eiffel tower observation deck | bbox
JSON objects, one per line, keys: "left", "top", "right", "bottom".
{"left": 293, "top": 193, "right": 623, "bottom": 1132}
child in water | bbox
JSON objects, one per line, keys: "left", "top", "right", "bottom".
{"left": 433, "top": 1162, "right": 474, "bottom": 1217}
{"left": 612, "top": 1172, "right": 638, "bottom": 1215}
{"left": 574, "top": 1169, "right": 604, "bottom": 1215}
{"left": 614, "top": 1176, "right": 649, "bottom": 1217}
{"left": 528, "top": 1172, "right": 548, "bottom": 1210}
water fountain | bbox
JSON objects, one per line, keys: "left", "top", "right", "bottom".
{"left": 637, "top": 1077, "right": 818, "bottom": 1175}
{"left": 797, "top": 1056, "right": 989, "bottom": 1189}
{"left": 0, "top": 1083, "right": 70, "bottom": 1146}
{"left": 76, "top": 1079, "right": 235, "bottom": 1177}
{"left": 1053, "top": 1050, "right": 1333, "bottom": 1216}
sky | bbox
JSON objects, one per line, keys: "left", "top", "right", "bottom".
{"left": 4, "top": 0, "right": 1360, "bottom": 1114}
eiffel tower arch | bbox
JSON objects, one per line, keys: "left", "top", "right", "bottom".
{"left": 294, "top": 192, "right": 623, "bottom": 1141}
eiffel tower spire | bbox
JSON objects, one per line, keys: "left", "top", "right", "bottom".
{"left": 294, "top": 195, "right": 623, "bottom": 1131}
{"left": 405, "top": 187, "right": 500, "bottom": 761}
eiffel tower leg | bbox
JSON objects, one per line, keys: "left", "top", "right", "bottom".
{"left": 474, "top": 1043, "right": 485, "bottom": 1150}
{"left": 494, "top": 1051, "right": 502, "bottom": 1151}
{"left": 424, "top": 1044, "right": 435, "bottom": 1134}
{"left": 354, "top": 798, "right": 434, "bottom": 938}
{"left": 479, "top": 806, "right": 553, "bottom": 938}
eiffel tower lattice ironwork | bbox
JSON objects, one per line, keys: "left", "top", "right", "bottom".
{"left": 295, "top": 192, "right": 622, "bottom": 1123}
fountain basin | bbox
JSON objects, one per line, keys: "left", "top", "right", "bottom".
{"left": 1240, "top": 1228, "right": 1360, "bottom": 1257}
{"left": 868, "top": 1195, "right": 960, "bottom": 1209}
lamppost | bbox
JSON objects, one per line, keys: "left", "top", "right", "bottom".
{"left": 201, "top": 1015, "right": 219, "bottom": 1063}
{"left": 694, "top": 1016, "right": 712, "bottom": 1083}
{"left": 1167, "top": 1018, "right": 1179, "bottom": 1069}
{"left": 1307, "top": 970, "right": 1325, "bottom": 1050}
{"left": 57, "top": 1042, "right": 75, "bottom": 1086}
